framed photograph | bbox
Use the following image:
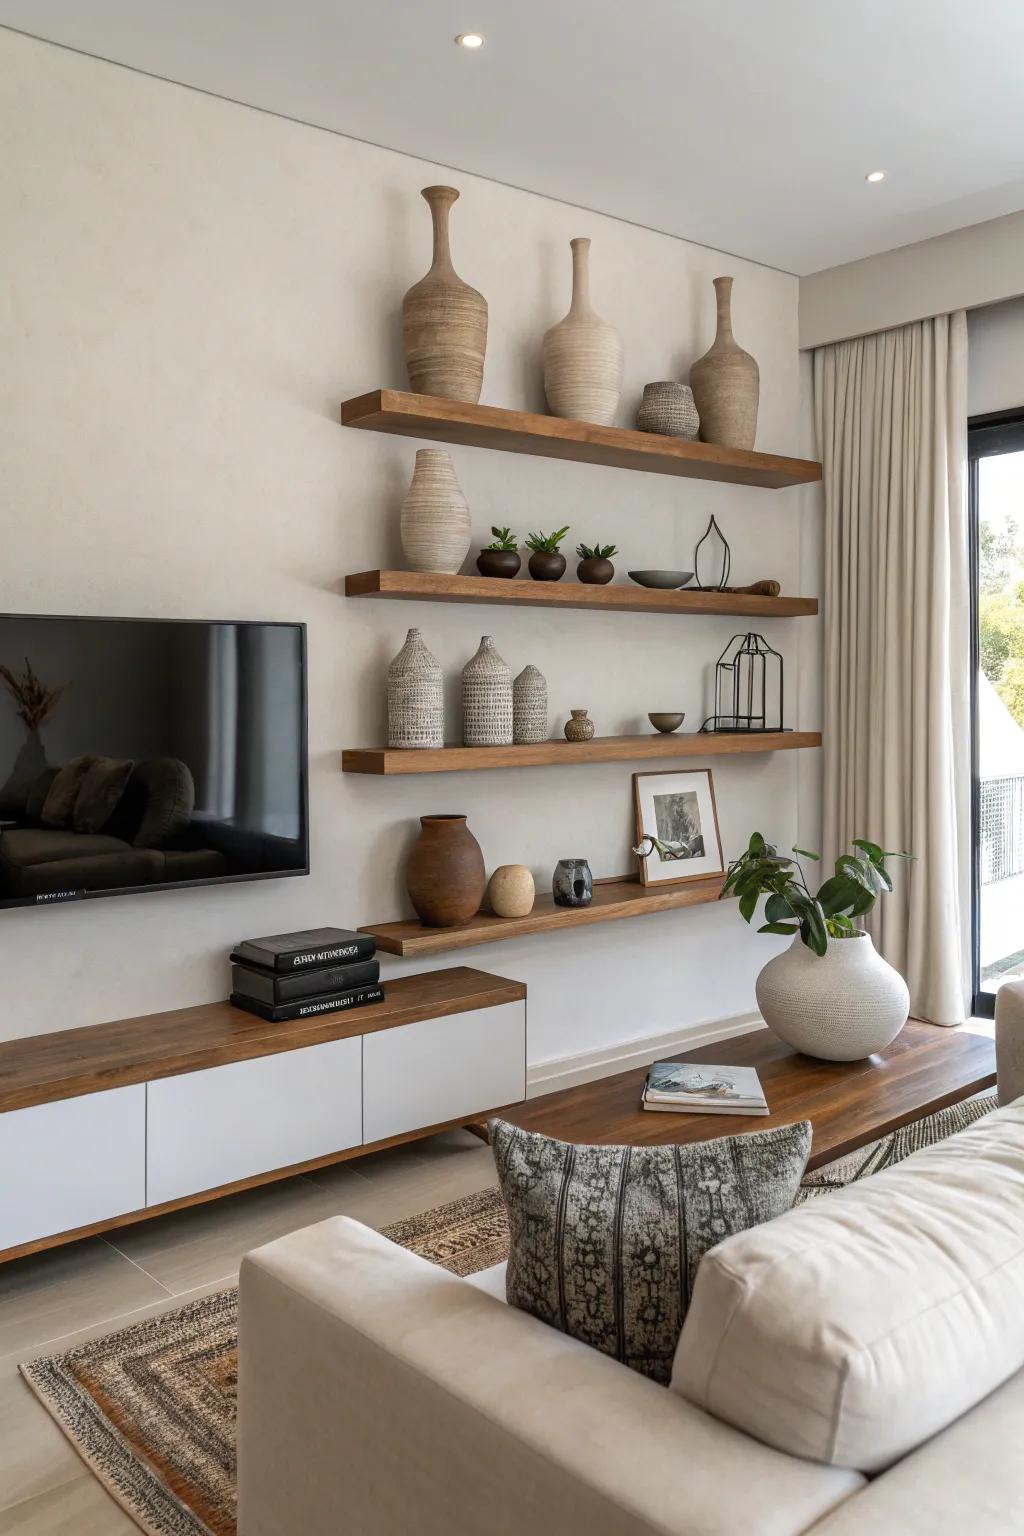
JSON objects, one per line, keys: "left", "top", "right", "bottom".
{"left": 632, "top": 768, "right": 725, "bottom": 887}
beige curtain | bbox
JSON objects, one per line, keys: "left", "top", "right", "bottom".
{"left": 814, "top": 313, "right": 971, "bottom": 1025}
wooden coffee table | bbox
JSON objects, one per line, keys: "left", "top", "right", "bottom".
{"left": 502, "top": 1020, "right": 996, "bottom": 1170}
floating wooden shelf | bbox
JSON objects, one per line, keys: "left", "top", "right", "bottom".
{"left": 361, "top": 875, "right": 727, "bottom": 956}
{"left": 342, "top": 730, "right": 822, "bottom": 776}
{"left": 345, "top": 570, "right": 819, "bottom": 618}
{"left": 341, "top": 390, "right": 822, "bottom": 489}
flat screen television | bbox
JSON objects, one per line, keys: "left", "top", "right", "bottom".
{"left": 0, "top": 615, "right": 308, "bottom": 910}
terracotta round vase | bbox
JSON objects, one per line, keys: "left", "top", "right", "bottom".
{"left": 406, "top": 814, "right": 486, "bottom": 928}
{"left": 400, "top": 448, "right": 471, "bottom": 574}
{"left": 543, "top": 238, "right": 623, "bottom": 426}
{"left": 489, "top": 864, "right": 535, "bottom": 919}
{"left": 689, "top": 276, "right": 760, "bottom": 450}
{"left": 403, "top": 186, "right": 487, "bottom": 404}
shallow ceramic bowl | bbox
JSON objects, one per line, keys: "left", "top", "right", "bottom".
{"left": 627, "top": 570, "right": 694, "bottom": 589}
{"left": 648, "top": 712, "right": 685, "bottom": 733}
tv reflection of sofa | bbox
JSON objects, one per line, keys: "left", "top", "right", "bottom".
{"left": 0, "top": 756, "right": 227, "bottom": 898}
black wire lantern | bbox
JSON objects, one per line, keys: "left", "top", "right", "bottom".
{"left": 701, "top": 632, "right": 786, "bottom": 733}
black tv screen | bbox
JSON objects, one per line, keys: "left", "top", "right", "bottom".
{"left": 0, "top": 616, "right": 308, "bottom": 910}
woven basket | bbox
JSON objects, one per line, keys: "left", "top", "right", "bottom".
{"left": 387, "top": 628, "right": 443, "bottom": 749}
{"left": 462, "top": 636, "right": 512, "bottom": 746}
{"left": 513, "top": 665, "right": 548, "bottom": 744}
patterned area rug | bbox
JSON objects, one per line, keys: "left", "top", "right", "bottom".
{"left": 21, "top": 1095, "right": 995, "bottom": 1536}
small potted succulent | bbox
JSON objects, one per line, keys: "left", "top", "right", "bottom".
{"left": 576, "top": 541, "right": 617, "bottom": 584}
{"left": 476, "top": 527, "right": 521, "bottom": 579}
{"left": 722, "top": 833, "right": 913, "bottom": 1061}
{"left": 525, "top": 526, "right": 570, "bottom": 582}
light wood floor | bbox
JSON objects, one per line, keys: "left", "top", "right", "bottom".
{"left": 0, "top": 1128, "right": 497, "bottom": 1532}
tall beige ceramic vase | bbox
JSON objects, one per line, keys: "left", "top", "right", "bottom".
{"left": 689, "top": 276, "right": 760, "bottom": 450}
{"left": 403, "top": 186, "right": 487, "bottom": 404}
{"left": 543, "top": 238, "right": 623, "bottom": 426}
{"left": 400, "top": 448, "right": 471, "bottom": 574}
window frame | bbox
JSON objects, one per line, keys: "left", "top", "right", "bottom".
{"left": 968, "top": 406, "right": 1024, "bottom": 1018}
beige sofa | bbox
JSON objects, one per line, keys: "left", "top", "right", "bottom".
{"left": 236, "top": 1098, "right": 1024, "bottom": 1536}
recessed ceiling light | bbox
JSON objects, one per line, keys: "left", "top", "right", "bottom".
{"left": 865, "top": 170, "right": 886, "bottom": 183}
{"left": 455, "top": 32, "right": 484, "bottom": 48}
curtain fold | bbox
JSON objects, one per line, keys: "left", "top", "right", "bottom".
{"left": 814, "top": 313, "right": 971, "bottom": 1025}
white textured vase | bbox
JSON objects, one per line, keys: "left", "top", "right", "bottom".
{"left": 400, "top": 448, "right": 471, "bottom": 574}
{"left": 755, "top": 934, "right": 910, "bottom": 1062}
{"left": 462, "top": 635, "right": 513, "bottom": 746}
{"left": 513, "top": 664, "right": 548, "bottom": 744}
{"left": 386, "top": 627, "right": 443, "bottom": 749}
{"left": 543, "top": 238, "right": 623, "bottom": 426}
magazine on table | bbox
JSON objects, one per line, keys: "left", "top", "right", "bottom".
{"left": 641, "top": 1060, "right": 769, "bottom": 1116}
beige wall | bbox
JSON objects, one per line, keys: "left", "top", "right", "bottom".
{"left": 800, "top": 211, "right": 1024, "bottom": 351}
{"left": 0, "top": 30, "right": 816, "bottom": 1063}
{"left": 968, "top": 298, "right": 1024, "bottom": 416}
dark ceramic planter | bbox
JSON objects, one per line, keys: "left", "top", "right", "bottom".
{"left": 476, "top": 549, "right": 521, "bottom": 579}
{"left": 577, "top": 557, "right": 614, "bottom": 585}
{"left": 552, "top": 858, "right": 594, "bottom": 908}
{"left": 528, "top": 551, "right": 567, "bottom": 582}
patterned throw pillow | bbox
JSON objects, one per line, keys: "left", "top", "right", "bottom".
{"left": 490, "top": 1117, "right": 812, "bottom": 1384}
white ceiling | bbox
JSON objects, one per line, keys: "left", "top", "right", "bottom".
{"left": 3, "top": 0, "right": 1023, "bottom": 275}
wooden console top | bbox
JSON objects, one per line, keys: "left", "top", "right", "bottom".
{"left": 0, "top": 967, "right": 525, "bottom": 1114}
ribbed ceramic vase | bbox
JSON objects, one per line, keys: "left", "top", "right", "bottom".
{"left": 462, "top": 636, "right": 513, "bottom": 746}
{"left": 689, "top": 276, "right": 760, "bottom": 450}
{"left": 635, "top": 381, "right": 700, "bottom": 440}
{"left": 403, "top": 186, "right": 487, "bottom": 404}
{"left": 406, "top": 814, "right": 486, "bottom": 928}
{"left": 755, "top": 934, "right": 910, "bottom": 1062}
{"left": 400, "top": 448, "right": 471, "bottom": 575}
{"left": 543, "top": 238, "right": 623, "bottom": 426}
{"left": 386, "top": 628, "right": 443, "bottom": 749}
{"left": 513, "top": 664, "right": 548, "bottom": 744}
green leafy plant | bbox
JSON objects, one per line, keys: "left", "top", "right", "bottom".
{"left": 721, "top": 833, "right": 912, "bottom": 957}
{"left": 483, "top": 526, "right": 518, "bottom": 552}
{"left": 576, "top": 542, "right": 618, "bottom": 560}
{"left": 525, "top": 526, "right": 570, "bottom": 554}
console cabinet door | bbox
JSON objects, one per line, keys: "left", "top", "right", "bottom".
{"left": 362, "top": 1001, "right": 526, "bottom": 1144}
{"left": 0, "top": 1086, "right": 146, "bottom": 1252}
{"left": 146, "top": 1036, "right": 362, "bottom": 1207}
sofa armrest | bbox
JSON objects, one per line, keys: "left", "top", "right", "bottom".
{"left": 237, "top": 1216, "right": 862, "bottom": 1536}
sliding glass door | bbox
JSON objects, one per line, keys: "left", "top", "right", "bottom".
{"left": 971, "top": 410, "right": 1024, "bottom": 1016}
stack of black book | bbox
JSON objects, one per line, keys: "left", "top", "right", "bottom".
{"left": 229, "top": 926, "right": 382, "bottom": 1022}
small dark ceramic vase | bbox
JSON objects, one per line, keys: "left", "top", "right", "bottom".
{"left": 563, "top": 709, "right": 595, "bottom": 742}
{"left": 577, "top": 556, "right": 614, "bottom": 585}
{"left": 553, "top": 858, "right": 593, "bottom": 908}
{"left": 528, "top": 551, "right": 567, "bottom": 582}
{"left": 476, "top": 549, "right": 521, "bottom": 579}
{"left": 406, "top": 814, "right": 486, "bottom": 928}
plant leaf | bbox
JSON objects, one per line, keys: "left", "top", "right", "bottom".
{"left": 758, "top": 921, "right": 799, "bottom": 935}
{"left": 764, "top": 892, "right": 795, "bottom": 923}
{"left": 792, "top": 846, "right": 821, "bottom": 860}
{"left": 738, "top": 885, "right": 760, "bottom": 924}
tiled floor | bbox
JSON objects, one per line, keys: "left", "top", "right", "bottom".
{"left": 0, "top": 1128, "right": 498, "bottom": 1532}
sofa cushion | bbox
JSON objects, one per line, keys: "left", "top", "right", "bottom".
{"left": 804, "top": 1365, "right": 1024, "bottom": 1535}
{"left": 0, "top": 828, "right": 131, "bottom": 866}
{"left": 672, "top": 1096, "right": 1024, "bottom": 1473}
{"left": 490, "top": 1117, "right": 811, "bottom": 1385}
{"left": 25, "top": 767, "right": 58, "bottom": 822}
{"left": 40, "top": 756, "right": 95, "bottom": 828}
{"left": 131, "top": 757, "right": 195, "bottom": 848}
{"left": 72, "top": 756, "right": 134, "bottom": 834}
